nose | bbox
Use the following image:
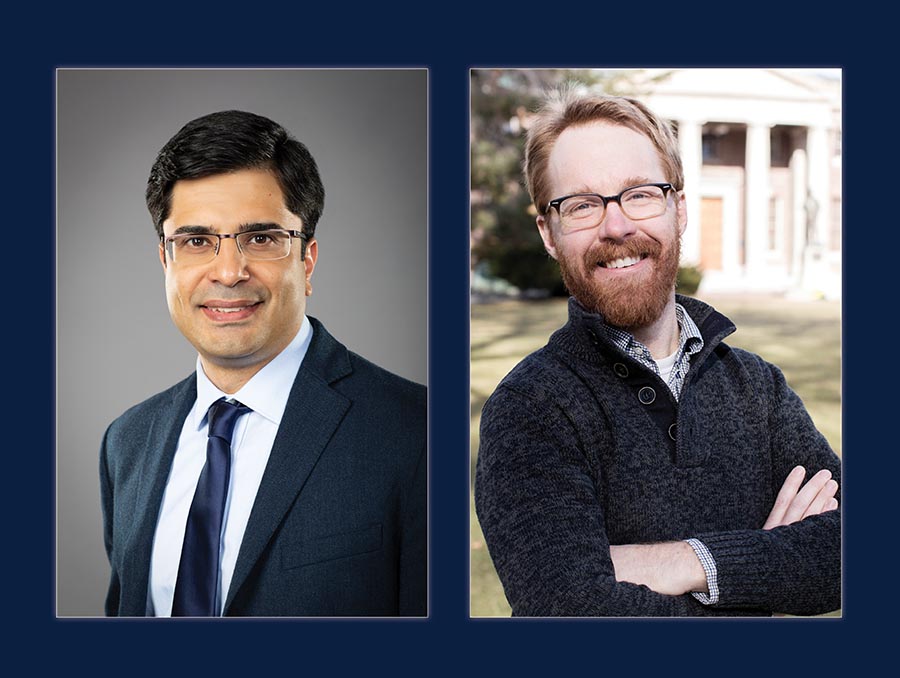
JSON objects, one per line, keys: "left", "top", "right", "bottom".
{"left": 597, "top": 201, "right": 637, "bottom": 242}
{"left": 208, "top": 237, "right": 250, "bottom": 286}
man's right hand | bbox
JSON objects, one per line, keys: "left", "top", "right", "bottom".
{"left": 763, "top": 466, "right": 838, "bottom": 530}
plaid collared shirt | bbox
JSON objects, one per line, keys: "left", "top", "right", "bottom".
{"left": 599, "top": 303, "right": 704, "bottom": 401}
{"left": 598, "top": 303, "right": 719, "bottom": 604}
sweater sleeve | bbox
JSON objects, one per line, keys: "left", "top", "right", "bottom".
{"left": 694, "top": 361, "right": 841, "bottom": 615}
{"left": 475, "top": 383, "right": 737, "bottom": 617}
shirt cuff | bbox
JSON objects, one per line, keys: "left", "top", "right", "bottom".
{"left": 685, "top": 538, "right": 719, "bottom": 605}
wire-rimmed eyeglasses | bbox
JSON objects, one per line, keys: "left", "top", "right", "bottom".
{"left": 161, "top": 228, "right": 308, "bottom": 265}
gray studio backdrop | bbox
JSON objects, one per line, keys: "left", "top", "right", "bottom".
{"left": 57, "top": 69, "right": 428, "bottom": 616}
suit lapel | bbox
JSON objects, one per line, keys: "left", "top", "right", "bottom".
{"left": 119, "top": 376, "right": 196, "bottom": 615}
{"left": 224, "top": 319, "right": 352, "bottom": 612}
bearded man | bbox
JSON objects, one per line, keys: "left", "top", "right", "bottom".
{"left": 474, "top": 90, "right": 841, "bottom": 617}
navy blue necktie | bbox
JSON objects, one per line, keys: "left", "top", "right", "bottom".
{"left": 172, "top": 398, "right": 250, "bottom": 616}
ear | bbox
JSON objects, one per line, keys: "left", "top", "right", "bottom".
{"left": 159, "top": 242, "right": 168, "bottom": 271}
{"left": 536, "top": 215, "right": 559, "bottom": 260}
{"left": 304, "top": 238, "right": 318, "bottom": 296}
{"left": 675, "top": 190, "right": 688, "bottom": 236}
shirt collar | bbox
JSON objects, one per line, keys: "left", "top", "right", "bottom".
{"left": 674, "top": 303, "right": 704, "bottom": 354}
{"left": 191, "top": 315, "right": 314, "bottom": 430}
{"left": 599, "top": 302, "right": 704, "bottom": 360}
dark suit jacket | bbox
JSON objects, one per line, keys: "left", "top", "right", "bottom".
{"left": 100, "top": 317, "right": 427, "bottom": 616}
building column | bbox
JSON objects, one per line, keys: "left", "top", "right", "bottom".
{"left": 744, "top": 122, "right": 771, "bottom": 283}
{"left": 677, "top": 118, "right": 703, "bottom": 267}
{"left": 790, "top": 147, "right": 807, "bottom": 286}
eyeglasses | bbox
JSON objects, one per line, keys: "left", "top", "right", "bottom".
{"left": 546, "top": 183, "right": 676, "bottom": 234}
{"left": 162, "top": 229, "right": 308, "bottom": 265}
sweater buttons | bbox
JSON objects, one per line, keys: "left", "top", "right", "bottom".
{"left": 587, "top": 329, "right": 600, "bottom": 346}
{"left": 613, "top": 363, "right": 629, "bottom": 378}
{"left": 638, "top": 386, "right": 656, "bottom": 405}
{"left": 668, "top": 423, "right": 677, "bottom": 441}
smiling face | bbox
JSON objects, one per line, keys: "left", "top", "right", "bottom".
{"left": 536, "top": 121, "right": 687, "bottom": 330}
{"left": 159, "top": 168, "right": 317, "bottom": 391}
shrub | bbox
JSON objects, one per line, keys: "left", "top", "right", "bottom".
{"left": 676, "top": 265, "right": 703, "bottom": 296}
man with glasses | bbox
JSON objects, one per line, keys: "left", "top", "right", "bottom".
{"left": 100, "top": 110, "right": 426, "bottom": 617}
{"left": 475, "top": 90, "right": 841, "bottom": 616}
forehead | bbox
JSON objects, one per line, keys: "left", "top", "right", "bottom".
{"left": 546, "top": 122, "right": 664, "bottom": 195}
{"left": 164, "top": 168, "right": 293, "bottom": 232}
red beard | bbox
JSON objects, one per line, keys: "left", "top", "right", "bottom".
{"left": 557, "top": 233, "right": 681, "bottom": 330}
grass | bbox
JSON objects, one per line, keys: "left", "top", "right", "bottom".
{"left": 469, "top": 293, "right": 842, "bottom": 617}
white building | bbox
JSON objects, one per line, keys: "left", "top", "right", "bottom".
{"left": 633, "top": 69, "right": 842, "bottom": 299}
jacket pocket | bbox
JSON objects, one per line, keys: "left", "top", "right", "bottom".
{"left": 282, "top": 523, "right": 383, "bottom": 569}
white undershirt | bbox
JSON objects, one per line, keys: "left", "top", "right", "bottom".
{"left": 147, "top": 317, "right": 313, "bottom": 616}
{"left": 655, "top": 349, "right": 678, "bottom": 387}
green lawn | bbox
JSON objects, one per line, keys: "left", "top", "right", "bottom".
{"left": 469, "top": 294, "right": 842, "bottom": 617}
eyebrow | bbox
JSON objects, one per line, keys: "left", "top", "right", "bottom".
{"left": 562, "top": 177, "right": 655, "bottom": 197}
{"left": 619, "top": 177, "right": 655, "bottom": 191}
{"left": 238, "top": 222, "right": 284, "bottom": 233}
{"left": 171, "top": 222, "right": 283, "bottom": 236}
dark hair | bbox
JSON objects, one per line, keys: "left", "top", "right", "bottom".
{"left": 146, "top": 110, "right": 325, "bottom": 240}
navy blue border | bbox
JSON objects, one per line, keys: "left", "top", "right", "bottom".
{"left": 16, "top": 6, "right": 893, "bottom": 672}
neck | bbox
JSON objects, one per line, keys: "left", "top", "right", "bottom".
{"left": 199, "top": 358, "right": 272, "bottom": 395}
{"left": 628, "top": 296, "right": 680, "bottom": 359}
{"left": 197, "top": 323, "right": 302, "bottom": 395}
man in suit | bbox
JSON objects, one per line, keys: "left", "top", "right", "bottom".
{"left": 100, "top": 110, "right": 427, "bottom": 617}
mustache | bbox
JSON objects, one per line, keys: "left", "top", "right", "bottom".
{"left": 581, "top": 236, "right": 662, "bottom": 267}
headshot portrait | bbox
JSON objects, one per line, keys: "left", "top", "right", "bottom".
{"left": 470, "top": 68, "right": 842, "bottom": 617}
{"left": 57, "top": 69, "right": 427, "bottom": 617}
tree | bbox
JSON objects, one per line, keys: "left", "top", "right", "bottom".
{"left": 470, "top": 69, "right": 650, "bottom": 296}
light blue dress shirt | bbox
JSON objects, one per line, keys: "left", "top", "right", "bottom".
{"left": 148, "top": 317, "right": 313, "bottom": 616}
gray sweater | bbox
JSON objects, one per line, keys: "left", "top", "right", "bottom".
{"left": 475, "top": 296, "right": 841, "bottom": 616}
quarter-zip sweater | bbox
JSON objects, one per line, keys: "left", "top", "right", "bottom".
{"left": 475, "top": 295, "right": 841, "bottom": 616}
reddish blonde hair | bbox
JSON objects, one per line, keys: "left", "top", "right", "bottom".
{"left": 524, "top": 88, "right": 684, "bottom": 215}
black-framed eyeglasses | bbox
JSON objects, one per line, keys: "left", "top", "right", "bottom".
{"left": 546, "top": 183, "right": 676, "bottom": 234}
{"left": 161, "top": 229, "right": 308, "bottom": 265}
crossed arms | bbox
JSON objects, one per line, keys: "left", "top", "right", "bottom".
{"left": 610, "top": 466, "right": 839, "bottom": 597}
{"left": 475, "top": 362, "right": 842, "bottom": 617}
